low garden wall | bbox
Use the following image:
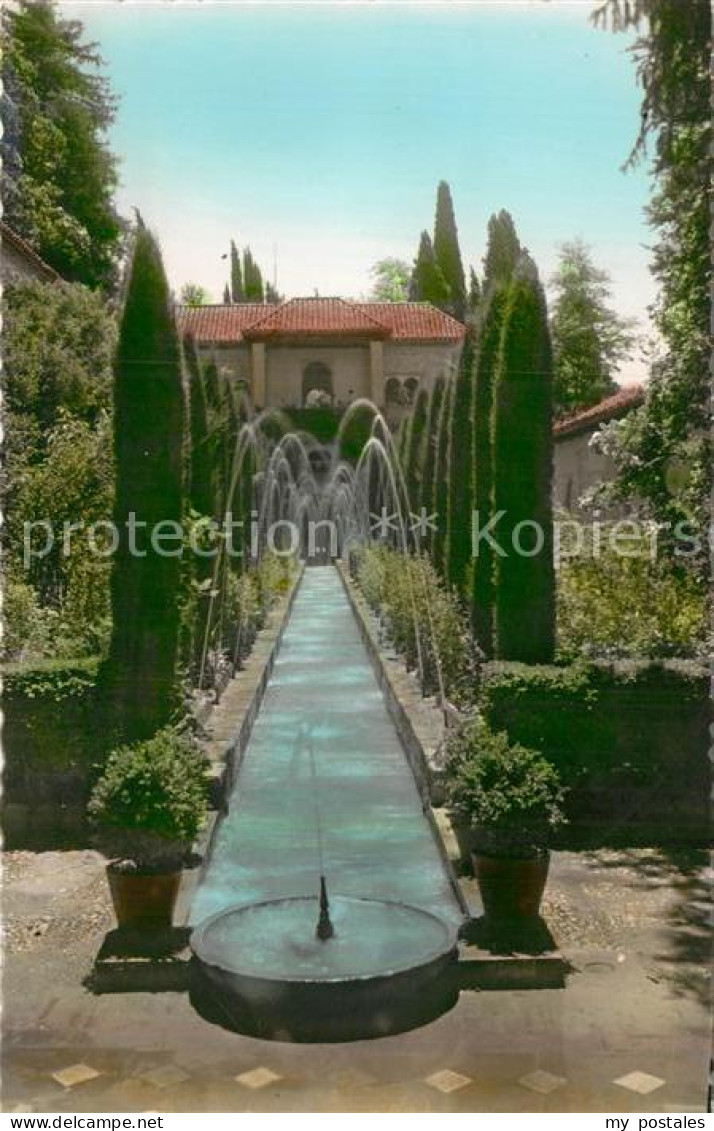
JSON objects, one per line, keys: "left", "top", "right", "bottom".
{"left": 481, "top": 660, "right": 711, "bottom": 844}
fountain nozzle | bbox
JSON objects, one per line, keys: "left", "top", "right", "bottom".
{"left": 316, "top": 875, "right": 335, "bottom": 941}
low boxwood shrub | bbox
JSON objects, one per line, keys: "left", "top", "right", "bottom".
{"left": 87, "top": 728, "right": 210, "bottom": 870}
{"left": 445, "top": 720, "right": 566, "bottom": 857}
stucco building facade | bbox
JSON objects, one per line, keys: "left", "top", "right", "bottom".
{"left": 178, "top": 297, "right": 465, "bottom": 415}
{"left": 552, "top": 386, "right": 644, "bottom": 512}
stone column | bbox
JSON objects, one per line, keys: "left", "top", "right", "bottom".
{"left": 369, "top": 339, "right": 384, "bottom": 406}
{"left": 251, "top": 342, "right": 267, "bottom": 408}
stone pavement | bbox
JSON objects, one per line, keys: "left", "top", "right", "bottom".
{"left": 3, "top": 846, "right": 710, "bottom": 1113}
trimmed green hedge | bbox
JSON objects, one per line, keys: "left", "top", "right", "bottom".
{"left": 480, "top": 659, "right": 710, "bottom": 841}
{"left": 3, "top": 657, "right": 100, "bottom": 784}
{"left": 2, "top": 656, "right": 100, "bottom": 703}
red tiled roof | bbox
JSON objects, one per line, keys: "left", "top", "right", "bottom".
{"left": 1, "top": 221, "right": 60, "bottom": 282}
{"left": 244, "top": 297, "right": 389, "bottom": 339}
{"left": 176, "top": 303, "right": 269, "bottom": 343}
{"left": 554, "top": 385, "right": 645, "bottom": 438}
{"left": 360, "top": 302, "right": 465, "bottom": 342}
{"left": 177, "top": 297, "right": 466, "bottom": 344}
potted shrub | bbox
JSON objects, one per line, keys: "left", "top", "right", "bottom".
{"left": 88, "top": 728, "right": 209, "bottom": 929}
{"left": 446, "top": 722, "right": 566, "bottom": 919}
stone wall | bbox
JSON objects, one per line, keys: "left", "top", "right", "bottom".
{"left": 553, "top": 427, "right": 618, "bottom": 513}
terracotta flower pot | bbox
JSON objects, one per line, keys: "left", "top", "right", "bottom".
{"left": 106, "top": 865, "right": 181, "bottom": 929}
{"left": 472, "top": 850, "right": 550, "bottom": 920}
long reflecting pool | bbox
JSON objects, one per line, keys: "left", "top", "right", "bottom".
{"left": 189, "top": 565, "right": 464, "bottom": 1039}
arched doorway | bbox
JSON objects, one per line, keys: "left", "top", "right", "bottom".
{"left": 302, "top": 361, "right": 333, "bottom": 407}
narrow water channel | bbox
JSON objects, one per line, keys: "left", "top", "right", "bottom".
{"left": 190, "top": 566, "right": 463, "bottom": 933}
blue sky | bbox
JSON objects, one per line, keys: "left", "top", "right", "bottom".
{"left": 64, "top": 1, "right": 654, "bottom": 379}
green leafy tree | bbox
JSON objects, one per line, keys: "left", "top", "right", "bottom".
{"left": 470, "top": 282, "right": 509, "bottom": 655}
{"left": 180, "top": 282, "right": 210, "bottom": 308}
{"left": 593, "top": 1, "right": 711, "bottom": 563}
{"left": 103, "top": 225, "right": 186, "bottom": 740}
{"left": 370, "top": 257, "right": 410, "bottom": 302}
{"left": 408, "top": 231, "right": 451, "bottom": 308}
{"left": 433, "top": 181, "right": 466, "bottom": 321}
{"left": 446, "top": 334, "right": 475, "bottom": 598}
{"left": 3, "top": 279, "right": 115, "bottom": 430}
{"left": 230, "top": 239, "right": 244, "bottom": 302}
{"left": 1, "top": 0, "right": 122, "bottom": 289}
{"left": 265, "top": 281, "right": 283, "bottom": 304}
{"left": 492, "top": 254, "right": 555, "bottom": 662}
{"left": 550, "top": 239, "right": 635, "bottom": 416}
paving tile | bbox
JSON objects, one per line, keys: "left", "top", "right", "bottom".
{"left": 51, "top": 1065, "right": 102, "bottom": 1089}
{"left": 614, "top": 1071, "right": 666, "bottom": 1095}
{"left": 139, "top": 1065, "right": 191, "bottom": 1089}
{"left": 235, "top": 1067, "right": 283, "bottom": 1090}
{"left": 519, "top": 1070, "right": 567, "bottom": 1095}
{"left": 424, "top": 1069, "right": 472, "bottom": 1094}
{"left": 328, "top": 1068, "right": 377, "bottom": 1090}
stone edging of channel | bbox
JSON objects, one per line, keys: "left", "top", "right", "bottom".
{"left": 175, "top": 565, "right": 304, "bottom": 926}
{"left": 335, "top": 561, "right": 471, "bottom": 922}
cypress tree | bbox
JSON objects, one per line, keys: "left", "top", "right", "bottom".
{"left": 103, "top": 226, "right": 185, "bottom": 740}
{"left": 431, "top": 375, "right": 453, "bottom": 573}
{"left": 243, "top": 247, "right": 265, "bottom": 302}
{"left": 184, "top": 334, "right": 212, "bottom": 518}
{"left": 223, "top": 283, "right": 231, "bottom": 304}
{"left": 230, "top": 239, "right": 244, "bottom": 302}
{"left": 408, "top": 231, "right": 451, "bottom": 309}
{"left": 483, "top": 210, "right": 521, "bottom": 296}
{"left": 470, "top": 282, "right": 509, "bottom": 655}
{"left": 433, "top": 180, "right": 467, "bottom": 321}
{"left": 446, "top": 332, "right": 475, "bottom": 597}
{"left": 491, "top": 253, "right": 555, "bottom": 662}
{"left": 420, "top": 375, "right": 445, "bottom": 522}
{"left": 403, "top": 387, "right": 429, "bottom": 526}
{"left": 468, "top": 268, "right": 481, "bottom": 316}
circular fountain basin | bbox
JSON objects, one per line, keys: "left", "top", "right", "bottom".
{"left": 191, "top": 894, "right": 459, "bottom": 1041}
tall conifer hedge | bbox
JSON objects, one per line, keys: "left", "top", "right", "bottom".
{"left": 491, "top": 254, "right": 555, "bottom": 662}
{"left": 446, "top": 334, "right": 475, "bottom": 597}
{"left": 104, "top": 227, "right": 185, "bottom": 739}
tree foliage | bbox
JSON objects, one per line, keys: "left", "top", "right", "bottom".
{"left": 433, "top": 181, "right": 466, "bottom": 322}
{"left": 104, "top": 226, "right": 186, "bottom": 740}
{"left": 446, "top": 334, "right": 474, "bottom": 597}
{"left": 482, "top": 210, "right": 521, "bottom": 297}
{"left": 409, "top": 230, "right": 450, "bottom": 308}
{"left": 1, "top": 0, "right": 122, "bottom": 289}
{"left": 180, "top": 283, "right": 210, "bottom": 307}
{"left": 492, "top": 255, "right": 555, "bottom": 662}
{"left": 230, "top": 239, "right": 244, "bottom": 302}
{"left": 431, "top": 376, "right": 453, "bottom": 571}
{"left": 550, "top": 238, "right": 635, "bottom": 417}
{"left": 592, "top": 0, "right": 711, "bottom": 557}
{"left": 370, "top": 257, "right": 410, "bottom": 302}
{"left": 2, "top": 279, "right": 116, "bottom": 661}
{"left": 471, "top": 283, "right": 509, "bottom": 655}
{"left": 243, "top": 246, "right": 264, "bottom": 302}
